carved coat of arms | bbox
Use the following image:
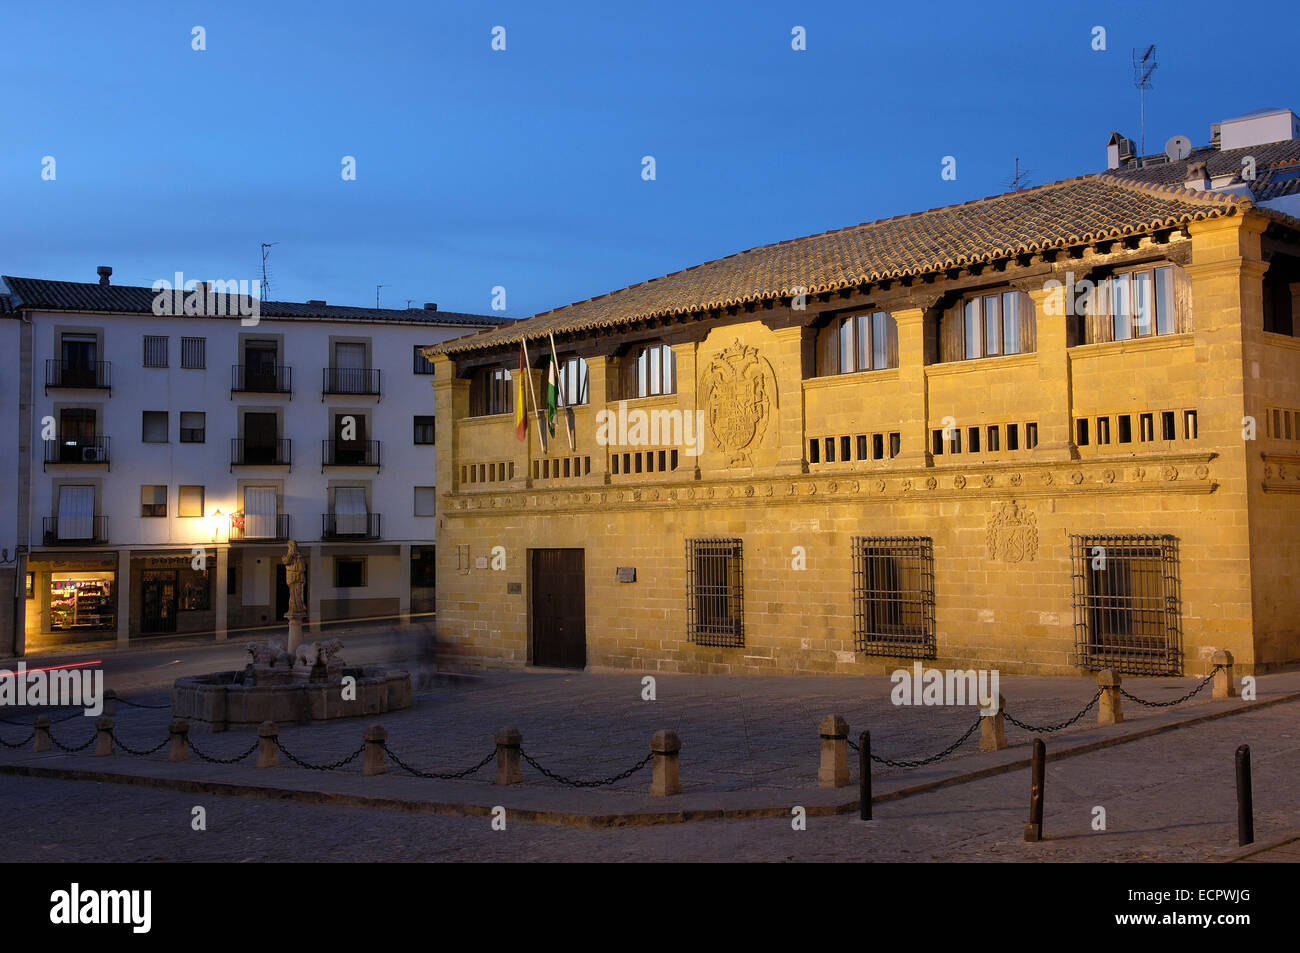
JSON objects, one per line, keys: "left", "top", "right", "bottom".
{"left": 986, "top": 500, "right": 1038, "bottom": 563}
{"left": 702, "top": 340, "right": 772, "bottom": 467}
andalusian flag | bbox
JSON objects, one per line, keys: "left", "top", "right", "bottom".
{"left": 545, "top": 352, "right": 558, "bottom": 437}
{"left": 514, "top": 343, "right": 527, "bottom": 441}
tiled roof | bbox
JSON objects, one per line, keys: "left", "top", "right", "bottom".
{"left": 0, "top": 277, "right": 512, "bottom": 328}
{"left": 429, "top": 174, "right": 1246, "bottom": 356}
{"left": 1107, "top": 139, "right": 1300, "bottom": 202}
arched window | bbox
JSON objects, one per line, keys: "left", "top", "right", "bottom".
{"left": 633, "top": 344, "right": 676, "bottom": 397}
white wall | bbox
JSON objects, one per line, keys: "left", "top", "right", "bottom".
{"left": 0, "top": 317, "right": 19, "bottom": 556}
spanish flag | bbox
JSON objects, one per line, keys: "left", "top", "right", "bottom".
{"left": 515, "top": 342, "right": 527, "bottom": 441}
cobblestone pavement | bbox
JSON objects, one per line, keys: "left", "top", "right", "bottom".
{"left": 1, "top": 699, "right": 1297, "bottom": 862}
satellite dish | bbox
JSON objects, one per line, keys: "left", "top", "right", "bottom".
{"left": 1165, "top": 135, "right": 1193, "bottom": 161}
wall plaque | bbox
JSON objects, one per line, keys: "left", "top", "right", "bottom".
{"left": 616, "top": 567, "right": 637, "bottom": 583}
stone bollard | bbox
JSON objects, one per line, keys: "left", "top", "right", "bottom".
{"left": 33, "top": 716, "right": 51, "bottom": 753}
{"left": 362, "top": 725, "right": 387, "bottom": 776}
{"left": 1212, "top": 650, "right": 1237, "bottom": 699}
{"left": 1097, "top": 669, "right": 1124, "bottom": 725}
{"left": 256, "top": 721, "right": 279, "bottom": 768}
{"left": 979, "top": 695, "right": 1008, "bottom": 751}
{"left": 93, "top": 716, "right": 114, "bottom": 756}
{"left": 102, "top": 689, "right": 117, "bottom": 717}
{"left": 168, "top": 719, "right": 190, "bottom": 762}
{"left": 650, "top": 730, "right": 681, "bottom": 797}
{"left": 818, "top": 715, "right": 850, "bottom": 788}
{"left": 495, "top": 727, "right": 522, "bottom": 785}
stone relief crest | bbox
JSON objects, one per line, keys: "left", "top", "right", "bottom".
{"left": 702, "top": 339, "right": 774, "bottom": 467}
{"left": 986, "top": 500, "right": 1039, "bottom": 563}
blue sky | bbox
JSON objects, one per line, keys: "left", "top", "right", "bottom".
{"left": 2, "top": 0, "right": 1296, "bottom": 318}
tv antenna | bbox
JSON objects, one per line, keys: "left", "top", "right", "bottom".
{"left": 1006, "top": 156, "right": 1034, "bottom": 191}
{"left": 260, "top": 242, "right": 278, "bottom": 300}
{"left": 1132, "top": 45, "right": 1158, "bottom": 159}
{"left": 376, "top": 284, "right": 386, "bottom": 309}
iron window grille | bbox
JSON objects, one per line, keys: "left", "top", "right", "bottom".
{"left": 1070, "top": 534, "right": 1182, "bottom": 675}
{"left": 852, "top": 536, "right": 936, "bottom": 658}
{"left": 686, "top": 537, "right": 744, "bottom": 647}
{"left": 143, "top": 335, "right": 168, "bottom": 368}
{"left": 180, "top": 337, "right": 206, "bottom": 369}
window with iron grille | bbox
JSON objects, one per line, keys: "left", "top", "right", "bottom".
{"left": 852, "top": 536, "right": 935, "bottom": 657}
{"left": 143, "top": 335, "right": 168, "bottom": 367}
{"left": 181, "top": 336, "right": 206, "bottom": 369}
{"left": 1070, "top": 534, "right": 1182, "bottom": 675}
{"left": 685, "top": 537, "right": 743, "bottom": 647}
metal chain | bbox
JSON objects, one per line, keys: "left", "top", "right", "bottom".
{"left": 273, "top": 738, "right": 365, "bottom": 771}
{"left": 863, "top": 715, "right": 985, "bottom": 768}
{"left": 382, "top": 744, "right": 496, "bottom": 780}
{"left": 0, "top": 731, "right": 35, "bottom": 749}
{"left": 519, "top": 748, "right": 654, "bottom": 788}
{"left": 110, "top": 731, "right": 170, "bottom": 756}
{"left": 50, "top": 731, "right": 97, "bottom": 753}
{"left": 1, "top": 709, "right": 87, "bottom": 726}
{"left": 113, "top": 696, "right": 171, "bottom": 710}
{"left": 1004, "top": 689, "right": 1103, "bottom": 733}
{"left": 187, "top": 736, "right": 260, "bottom": 764}
{"left": 1119, "top": 666, "right": 1221, "bottom": 708}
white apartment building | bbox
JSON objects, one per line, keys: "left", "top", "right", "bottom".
{"left": 0, "top": 270, "right": 508, "bottom": 655}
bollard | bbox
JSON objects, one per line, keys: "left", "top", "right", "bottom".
{"left": 1212, "top": 650, "right": 1237, "bottom": 699}
{"left": 650, "top": 730, "right": 681, "bottom": 797}
{"left": 256, "top": 721, "right": 279, "bottom": 768}
{"left": 362, "top": 724, "right": 387, "bottom": 776}
{"left": 102, "top": 689, "right": 117, "bottom": 717}
{"left": 167, "top": 719, "right": 190, "bottom": 762}
{"left": 818, "top": 715, "right": 850, "bottom": 788}
{"left": 33, "top": 716, "right": 51, "bottom": 753}
{"left": 1097, "top": 669, "right": 1124, "bottom": 725}
{"left": 979, "top": 694, "right": 1008, "bottom": 751}
{"left": 93, "top": 716, "right": 114, "bottom": 757}
{"left": 1236, "top": 744, "right": 1254, "bottom": 847}
{"left": 859, "top": 731, "right": 872, "bottom": 821}
{"left": 1024, "top": 738, "right": 1046, "bottom": 842}
{"left": 495, "top": 727, "right": 522, "bottom": 785}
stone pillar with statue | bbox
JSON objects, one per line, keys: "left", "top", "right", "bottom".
{"left": 282, "top": 540, "right": 308, "bottom": 653}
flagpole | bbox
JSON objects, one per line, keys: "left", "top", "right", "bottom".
{"left": 520, "top": 338, "right": 546, "bottom": 446}
{"left": 549, "top": 333, "right": 575, "bottom": 450}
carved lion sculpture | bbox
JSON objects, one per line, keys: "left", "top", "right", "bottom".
{"left": 247, "top": 639, "right": 287, "bottom": 666}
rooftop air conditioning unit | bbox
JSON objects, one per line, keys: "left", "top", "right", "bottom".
{"left": 81, "top": 445, "right": 105, "bottom": 463}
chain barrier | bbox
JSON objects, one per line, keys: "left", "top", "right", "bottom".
{"left": 1, "top": 709, "right": 87, "bottom": 727}
{"left": 382, "top": 744, "right": 496, "bottom": 780}
{"left": 1004, "top": 690, "right": 1103, "bottom": 733}
{"left": 50, "top": 730, "right": 97, "bottom": 753}
{"left": 519, "top": 748, "right": 654, "bottom": 788}
{"left": 0, "top": 730, "right": 35, "bottom": 749}
{"left": 109, "top": 731, "right": 170, "bottom": 756}
{"left": 1120, "top": 666, "right": 1222, "bottom": 708}
{"left": 112, "top": 696, "right": 172, "bottom": 710}
{"left": 187, "top": 736, "right": 260, "bottom": 765}
{"left": 273, "top": 738, "right": 366, "bottom": 772}
{"left": 848, "top": 715, "right": 984, "bottom": 768}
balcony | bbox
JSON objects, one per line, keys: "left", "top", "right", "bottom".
{"left": 44, "top": 436, "right": 110, "bottom": 467}
{"left": 321, "top": 513, "right": 382, "bottom": 540}
{"left": 229, "top": 512, "right": 290, "bottom": 542}
{"left": 45, "top": 360, "right": 111, "bottom": 393}
{"left": 231, "top": 438, "right": 292, "bottom": 467}
{"left": 42, "top": 516, "right": 109, "bottom": 546}
{"left": 231, "top": 364, "right": 292, "bottom": 395}
{"left": 322, "top": 439, "right": 381, "bottom": 468}
{"left": 322, "top": 366, "right": 381, "bottom": 397}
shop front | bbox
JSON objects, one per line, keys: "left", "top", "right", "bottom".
{"left": 130, "top": 550, "right": 215, "bottom": 637}
{"left": 24, "top": 552, "right": 118, "bottom": 648}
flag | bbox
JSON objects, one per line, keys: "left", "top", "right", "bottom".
{"left": 514, "top": 343, "right": 526, "bottom": 441}
{"left": 545, "top": 351, "right": 558, "bottom": 437}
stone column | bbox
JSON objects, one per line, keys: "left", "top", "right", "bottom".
{"left": 398, "top": 543, "right": 412, "bottom": 625}
{"left": 308, "top": 543, "right": 323, "bottom": 635}
{"left": 650, "top": 729, "right": 681, "bottom": 797}
{"left": 769, "top": 325, "right": 807, "bottom": 475}
{"left": 818, "top": 714, "right": 850, "bottom": 787}
{"left": 214, "top": 546, "right": 228, "bottom": 642}
{"left": 979, "top": 695, "right": 1008, "bottom": 751}
{"left": 1212, "top": 649, "right": 1237, "bottom": 699}
{"left": 1025, "top": 283, "right": 1074, "bottom": 461}
{"left": 115, "top": 549, "right": 131, "bottom": 647}
{"left": 891, "top": 305, "right": 934, "bottom": 467}
{"left": 1097, "top": 669, "right": 1123, "bottom": 724}
{"left": 585, "top": 356, "right": 612, "bottom": 485}
{"left": 495, "top": 726, "right": 523, "bottom": 785}
{"left": 256, "top": 721, "right": 279, "bottom": 768}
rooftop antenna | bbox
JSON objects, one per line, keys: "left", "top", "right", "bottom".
{"left": 406, "top": 298, "right": 415, "bottom": 309}
{"left": 260, "top": 242, "right": 278, "bottom": 300}
{"left": 1132, "top": 45, "right": 1158, "bottom": 159}
{"left": 376, "top": 284, "right": 386, "bottom": 309}
{"left": 1006, "top": 156, "right": 1034, "bottom": 191}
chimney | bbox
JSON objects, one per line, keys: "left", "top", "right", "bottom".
{"left": 423, "top": 302, "right": 438, "bottom": 311}
{"left": 1184, "top": 160, "right": 1211, "bottom": 191}
{"left": 96, "top": 265, "right": 112, "bottom": 286}
{"left": 1106, "top": 131, "right": 1135, "bottom": 170}
{"left": 306, "top": 299, "right": 326, "bottom": 306}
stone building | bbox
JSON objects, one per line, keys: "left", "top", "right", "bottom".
{"left": 427, "top": 114, "right": 1300, "bottom": 678}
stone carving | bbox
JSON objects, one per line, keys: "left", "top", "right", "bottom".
{"left": 953, "top": 474, "right": 967, "bottom": 489}
{"left": 293, "top": 638, "right": 346, "bottom": 682}
{"left": 1040, "top": 472, "right": 1053, "bottom": 486}
{"left": 986, "top": 501, "right": 1039, "bottom": 563}
{"left": 247, "top": 639, "right": 289, "bottom": 667}
{"left": 282, "top": 541, "right": 307, "bottom": 618}
{"left": 827, "top": 480, "right": 839, "bottom": 492}
{"left": 1009, "top": 473, "right": 1023, "bottom": 487}
{"left": 1194, "top": 464, "right": 1209, "bottom": 480}
{"left": 901, "top": 478, "right": 913, "bottom": 492}
{"left": 925, "top": 476, "right": 937, "bottom": 490}
{"left": 1069, "top": 470, "right": 1084, "bottom": 485}
{"left": 703, "top": 339, "right": 774, "bottom": 467}
{"left": 1102, "top": 469, "right": 1116, "bottom": 484}
{"left": 1162, "top": 465, "right": 1178, "bottom": 482}
{"left": 982, "top": 474, "right": 995, "bottom": 488}
{"left": 874, "top": 479, "right": 886, "bottom": 492}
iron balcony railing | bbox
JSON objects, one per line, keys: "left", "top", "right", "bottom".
{"left": 322, "top": 439, "right": 381, "bottom": 467}
{"left": 46, "top": 359, "right": 111, "bottom": 390}
{"left": 44, "top": 436, "right": 110, "bottom": 465}
{"left": 42, "top": 516, "right": 109, "bottom": 545}
{"left": 229, "top": 512, "right": 290, "bottom": 541}
{"left": 321, "top": 513, "right": 382, "bottom": 539}
{"left": 322, "top": 366, "right": 381, "bottom": 396}
{"left": 231, "top": 363, "right": 292, "bottom": 394}
{"left": 231, "top": 438, "right": 292, "bottom": 466}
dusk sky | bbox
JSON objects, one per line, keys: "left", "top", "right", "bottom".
{"left": 3, "top": 0, "right": 1296, "bottom": 318}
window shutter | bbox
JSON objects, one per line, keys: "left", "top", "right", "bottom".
{"left": 334, "top": 487, "right": 368, "bottom": 535}
{"left": 243, "top": 487, "right": 277, "bottom": 539}
{"left": 1087, "top": 279, "right": 1114, "bottom": 344}
{"left": 1019, "top": 292, "right": 1037, "bottom": 353}
{"left": 885, "top": 313, "right": 899, "bottom": 368}
{"left": 939, "top": 307, "right": 962, "bottom": 363}
{"left": 58, "top": 486, "right": 95, "bottom": 540}
{"left": 1172, "top": 266, "right": 1193, "bottom": 333}
{"left": 817, "top": 322, "right": 838, "bottom": 375}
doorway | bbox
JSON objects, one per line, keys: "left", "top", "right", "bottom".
{"left": 141, "top": 570, "right": 178, "bottom": 634}
{"left": 530, "top": 549, "right": 586, "bottom": 669}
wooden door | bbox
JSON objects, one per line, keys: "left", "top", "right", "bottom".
{"left": 530, "top": 549, "right": 586, "bottom": 669}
